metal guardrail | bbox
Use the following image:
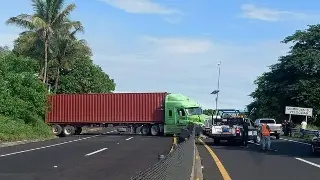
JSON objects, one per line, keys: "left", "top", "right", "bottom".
{"left": 290, "top": 128, "right": 319, "bottom": 135}
{"left": 130, "top": 128, "right": 195, "bottom": 180}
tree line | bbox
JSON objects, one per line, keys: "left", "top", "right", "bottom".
{"left": 0, "top": 0, "right": 115, "bottom": 141}
{"left": 247, "top": 24, "right": 320, "bottom": 127}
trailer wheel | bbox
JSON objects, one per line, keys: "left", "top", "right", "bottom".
{"left": 141, "top": 125, "right": 150, "bottom": 136}
{"left": 63, "top": 125, "right": 75, "bottom": 137}
{"left": 150, "top": 125, "right": 160, "bottom": 136}
{"left": 74, "top": 127, "right": 82, "bottom": 135}
{"left": 52, "top": 124, "right": 62, "bottom": 136}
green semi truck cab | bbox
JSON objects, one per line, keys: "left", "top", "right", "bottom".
{"left": 163, "top": 93, "right": 205, "bottom": 135}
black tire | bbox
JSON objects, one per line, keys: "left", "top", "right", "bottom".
{"left": 141, "top": 125, "right": 150, "bottom": 136}
{"left": 63, "top": 125, "right": 75, "bottom": 137}
{"left": 276, "top": 134, "right": 280, "bottom": 139}
{"left": 52, "top": 124, "right": 62, "bottom": 136}
{"left": 74, "top": 127, "right": 82, "bottom": 135}
{"left": 150, "top": 124, "right": 160, "bottom": 136}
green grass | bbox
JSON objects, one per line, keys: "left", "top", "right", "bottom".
{"left": 0, "top": 115, "right": 55, "bottom": 142}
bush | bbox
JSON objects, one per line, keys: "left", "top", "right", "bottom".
{"left": 0, "top": 52, "right": 52, "bottom": 141}
{"left": 0, "top": 115, "right": 53, "bottom": 141}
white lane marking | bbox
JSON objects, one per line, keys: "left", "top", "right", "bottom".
{"left": 295, "top": 157, "right": 320, "bottom": 168}
{"left": 53, "top": 165, "right": 58, "bottom": 168}
{"left": 125, "top": 137, "right": 133, "bottom": 141}
{"left": 117, "top": 143, "right": 120, "bottom": 144}
{"left": 280, "top": 138, "right": 311, "bottom": 146}
{"left": 85, "top": 148, "right": 108, "bottom": 156}
{"left": 0, "top": 135, "right": 100, "bottom": 158}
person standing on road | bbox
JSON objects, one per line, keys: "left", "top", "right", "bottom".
{"left": 242, "top": 119, "right": 249, "bottom": 147}
{"left": 260, "top": 123, "right": 271, "bottom": 151}
{"left": 300, "top": 120, "right": 307, "bottom": 138}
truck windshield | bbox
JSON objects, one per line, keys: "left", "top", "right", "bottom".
{"left": 185, "top": 107, "right": 203, "bottom": 115}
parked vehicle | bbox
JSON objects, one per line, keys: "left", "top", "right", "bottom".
{"left": 205, "top": 109, "right": 258, "bottom": 145}
{"left": 311, "top": 131, "right": 320, "bottom": 154}
{"left": 254, "top": 118, "right": 282, "bottom": 139}
{"left": 46, "top": 92, "right": 205, "bottom": 137}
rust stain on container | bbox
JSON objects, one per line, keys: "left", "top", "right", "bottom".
{"left": 46, "top": 92, "right": 167, "bottom": 124}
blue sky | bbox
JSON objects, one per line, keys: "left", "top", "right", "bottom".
{"left": 1, "top": 0, "right": 320, "bottom": 109}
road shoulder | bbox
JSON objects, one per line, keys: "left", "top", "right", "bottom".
{"left": 196, "top": 139, "right": 224, "bottom": 180}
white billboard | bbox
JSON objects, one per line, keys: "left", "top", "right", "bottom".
{"left": 285, "top": 106, "right": 313, "bottom": 116}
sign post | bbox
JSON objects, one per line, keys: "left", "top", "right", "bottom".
{"left": 285, "top": 106, "right": 313, "bottom": 123}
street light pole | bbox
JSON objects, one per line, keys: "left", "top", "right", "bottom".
{"left": 210, "top": 61, "right": 221, "bottom": 125}
{"left": 215, "top": 61, "right": 221, "bottom": 121}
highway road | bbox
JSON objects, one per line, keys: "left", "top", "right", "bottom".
{"left": 0, "top": 128, "right": 173, "bottom": 180}
{"left": 197, "top": 137, "right": 320, "bottom": 180}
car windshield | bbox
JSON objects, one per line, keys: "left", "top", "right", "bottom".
{"left": 260, "top": 119, "right": 275, "bottom": 124}
{"left": 185, "top": 107, "right": 203, "bottom": 115}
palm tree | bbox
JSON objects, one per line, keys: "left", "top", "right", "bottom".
{"left": 6, "top": 0, "right": 76, "bottom": 84}
{"left": 50, "top": 21, "right": 91, "bottom": 92}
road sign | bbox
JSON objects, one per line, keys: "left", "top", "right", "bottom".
{"left": 285, "top": 106, "right": 313, "bottom": 116}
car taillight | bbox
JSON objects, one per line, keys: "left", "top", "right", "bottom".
{"left": 236, "top": 128, "right": 240, "bottom": 134}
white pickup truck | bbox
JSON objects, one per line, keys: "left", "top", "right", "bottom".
{"left": 254, "top": 118, "right": 282, "bottom": 139}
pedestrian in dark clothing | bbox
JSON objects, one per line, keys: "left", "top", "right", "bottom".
{"left": 242, "top": 119, "right": 249, "bottom": 147}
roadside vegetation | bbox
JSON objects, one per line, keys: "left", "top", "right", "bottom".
{"left": 247, "top": 24, "right": 320, "bottom": 129}
{"left": 0, "top": 0, "right": 115, "bottom": 142}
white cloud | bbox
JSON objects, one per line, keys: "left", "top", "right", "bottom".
{"left": 0, "top": 33, "right": 18, "bottom": 49}
{"left": 98, "top": 0, "right": 182, "bottom": 23}
{"left": 100, "top": 0, "right": 179, "bottom": 14}
{"left": 142, "top": 36, "right": 214, "bottom": 54}
{"left": 240, "top": 4, "right": 309, "bottom": 21}
{"left": 91, "top": 36, "right": 290, "bottom": 109}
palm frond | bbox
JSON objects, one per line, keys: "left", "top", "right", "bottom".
{"left": 32, "top": 16, "right": 47, "bottom": 29}
{"left": 6, "top": 14, "right": 34, "bottom": 29}
{"left": 31, "top": 0, "right": 46, "bottom": 19}
{"left": 52, "top": 3, "right": 76, "bottom": 25}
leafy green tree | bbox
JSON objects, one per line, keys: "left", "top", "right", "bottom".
{"left": 58, "top": 57, "right": 115, "bottom": 94}
{"left": 0, "top": 52, "right": 46, "bottom": 124}
{"left": 203, "top": 109, "right": 216, "bottom": 116}
{"left": 6, "top": 0, "right": 77, "bottom": 84}
{"left": 248, "top": 24, "right": 320, "bottom": 125}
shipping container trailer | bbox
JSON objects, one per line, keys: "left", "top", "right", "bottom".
{"left": 46, "top": 92, "right": 206, "bottom": 137}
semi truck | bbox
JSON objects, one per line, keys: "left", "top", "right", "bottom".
{"left": 46, "top": 92, "right": 206, "bottom": 137}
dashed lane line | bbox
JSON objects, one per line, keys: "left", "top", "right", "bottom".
{"left": 85, "top": 148, "right": 108, "bottom": 156}
{"left": 294, "top": 157, "right": 320, "bottom": 168}
{"left": 125, "top": 137, "right": 133, "bottom": 141}
{"left": 0, "top": 135, "right": 100, "bottom": 158}
{"left": 280, "top": 138, "right": 311, "bottom": 146}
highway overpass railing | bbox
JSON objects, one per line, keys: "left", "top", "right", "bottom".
{"left": 130, "top": 127, "right": 196, "bottom": 180}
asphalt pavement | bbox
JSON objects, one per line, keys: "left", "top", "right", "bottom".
{"left": 0, "top": 128, "right": 173, "bottom": 180}
{"left": 197, "top": 137, "right": 320, "bottom": 180}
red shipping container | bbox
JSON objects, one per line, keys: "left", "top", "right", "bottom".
{"left": 46, "top": 92, "right": 167, "bottom": 124}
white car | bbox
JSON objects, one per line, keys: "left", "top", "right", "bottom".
{"left": 254, "top": 118, "right": 282, "bottom": 139}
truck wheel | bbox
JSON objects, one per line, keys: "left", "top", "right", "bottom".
{"left": 141, "top": 125, "right": 150, "bottom": 136}
{"left": 276, "top": 134, "right": 280, "bottom": 139}
{"left": 150, "top": 125, "right": 160, "bottom": 136}
{"left": 63, "top": 125, "right": 75, "bottom": 137}
{"left": 74, "top": 127, "right": 82, "bottom": 135}
{"left": 52, "top": 124, "right": 62, "bottom": 136}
